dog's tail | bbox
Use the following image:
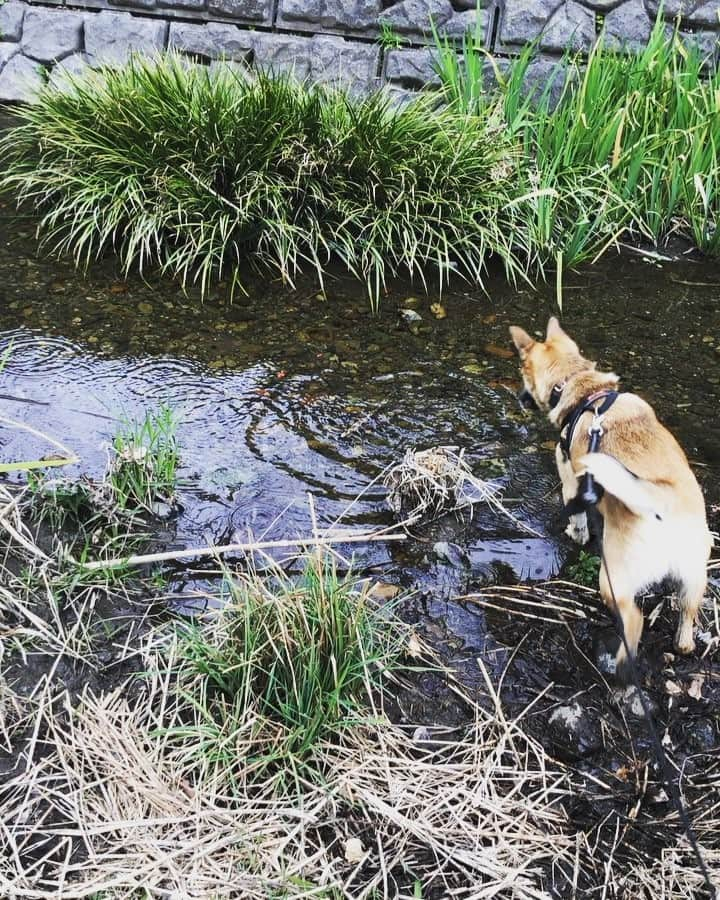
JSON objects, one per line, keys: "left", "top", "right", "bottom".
{"left": 578, "top": 453, "right": 664, "bottom": 521}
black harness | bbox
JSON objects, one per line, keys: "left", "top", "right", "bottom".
{"left": 558, "top": 389, "right": 619, "bottom": 462}
{"left": 557, "top": 388, "right": 619, "bottom": 513}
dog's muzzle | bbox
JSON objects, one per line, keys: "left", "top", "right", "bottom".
{"left": 518, "top": 388, "right": 538, "bottom": 410}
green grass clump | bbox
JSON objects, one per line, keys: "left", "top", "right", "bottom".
{"left": 0, "top": 56, "right": 533, "bottom": 307}
{"left": 167, "top": 556, "right": 406, "bottom": 783}
{"left": 29, "top": 405, "right": 178, "bottom": 529}
{"left": 566, "top": 550, "right": 600, "bottom": 587}
{"left": 436, "top": 15, "right": 720, "bottom": 264}
{"left": 110, "top": 406, "right": 179, "bottom": 513}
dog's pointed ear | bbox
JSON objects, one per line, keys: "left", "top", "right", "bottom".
{"left": 546, "top": 316, "right": 580, "bottom": 353}
{"left": 509, "top": 326, "right": 534, "bottom": 356}
{"left": 545, "top": 317, "right": 566, "bottom": 340}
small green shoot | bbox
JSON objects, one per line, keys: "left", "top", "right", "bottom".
{"left": 566, "top": 550, "right": 600, "bottom": 587}
{"left": 109, "top": 406, "right": 179, "bottom": 514}
{"left": 379, "top": 22, "right": 406, "bottom": 50}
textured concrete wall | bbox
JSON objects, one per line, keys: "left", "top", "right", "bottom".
{"left": 1, "top": 0, "right": 719, "bottom": 102}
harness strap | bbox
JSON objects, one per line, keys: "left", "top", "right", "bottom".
{"left": 559, "top": 389, "right": 619, "bottom": 461}
{"left": 560, "top": 389, "right": 619, "bottom": 518}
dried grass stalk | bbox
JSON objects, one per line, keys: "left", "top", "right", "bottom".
{"left": 0, "top": 671, "right": 573, "bottom": 899}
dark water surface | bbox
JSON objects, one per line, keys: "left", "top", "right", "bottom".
{"left": 2, "top": 202, "right": 719, "bottom": 582}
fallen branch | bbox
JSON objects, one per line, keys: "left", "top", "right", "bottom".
{"left": 80, "top": 528, "right": 407, "bottom": 571}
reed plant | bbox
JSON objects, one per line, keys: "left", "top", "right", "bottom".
{"left": 109, "top": 406, "right": 179, "bottom": 513}
{"left": 2, "top": 18, "right": 717, "bottom": 305}
{"left": 0, "top": 56, "right": 534, "bottom": 307}
{"left": 435, "top": 15, "right": 720, "bottom": 263}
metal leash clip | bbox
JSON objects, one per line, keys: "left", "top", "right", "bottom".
{"left": 588, "top": 410, "right": 605, "bottom": 441}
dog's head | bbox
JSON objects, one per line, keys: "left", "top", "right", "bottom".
{"left": 509, "top": 317, "right": 591, "bottom": 412}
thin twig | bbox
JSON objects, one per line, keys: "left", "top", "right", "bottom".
{"left": 80, "top": 529, "right": 407, "bottom": 571}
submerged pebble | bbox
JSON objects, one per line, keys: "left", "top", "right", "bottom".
{"left": 547, "top": 700, "right": 603, "bottom": 759}
{"left": 399, "top": 308, "right": 423, "bottom": 334}
{"left": 432, "top": 541, "right": 469, "bottom": 569}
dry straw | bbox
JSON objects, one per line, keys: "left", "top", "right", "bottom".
{"left": 383, "top": 445, "right": 541, "bottom": 535}
{"left": 0, "top": 660, "right": 573, "bottom": 898}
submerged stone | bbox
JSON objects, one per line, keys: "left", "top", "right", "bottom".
{"left": 547, "top": 700, "right": 603, "bottom": 759}
{"left": 433, "top": 541, "right": 469, "bottom": 568}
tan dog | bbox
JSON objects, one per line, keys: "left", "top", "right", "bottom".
{"left": 509, "top": 317, "right": 712, "bottom": 678}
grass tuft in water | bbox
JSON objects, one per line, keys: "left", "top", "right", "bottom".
{"left": 29, "top": 405, "right": 179, "bottom": 530}
{"left": 0, "top": 56, "right": 534, "bottom": 308}
{"left": 109, "top": 406, "right": 179, "bottom": 514}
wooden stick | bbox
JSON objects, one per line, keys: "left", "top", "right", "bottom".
{"left": 80, "top": 529, "right": 406, "bottom": 571}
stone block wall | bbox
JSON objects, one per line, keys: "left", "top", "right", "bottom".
{"left": 0, "top": 0, "right": 719, "bottom": 102}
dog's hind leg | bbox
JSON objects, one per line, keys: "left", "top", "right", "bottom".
{"left": 556, "top": 443, "right": 589, "bottom": 545}
{"left": 599, "top": 562, "right": 643, "bottom": 682}
{"left": 675, "top": 572, "right": 705, "bottom": 656}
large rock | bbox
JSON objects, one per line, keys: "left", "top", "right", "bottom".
{"left": 500, "top": 0, "right": 556, "bottom": 46}
{"left": 604, "top": 0, "right": 652, "bottom": 51}
{"left": 311, "top": 35, "right": 379, "bottom": 92}
{"left": 84, "top": 12, "right": 167, "bottom": 66}
{"left": 674, "top": 26, "right": 720, "bottom": 57}
{"left": 385, "top": 46, "right": 442, "bottom": 88}
{"left": 540, "top": 1, "right": 595, "bottom": 53}
{"left": 278, "top": 0, "right": 382, "bottom": 33}
{"left": 521, "top": 56, "right": 576, "bottom": 107}
{"left": 22, "top": 8, "right": 84, "bottom": 63}
{"left": 0, "top": 42, "right": 20, "bottom": 72}
{"left": 48, "top": 52, "right": 91, "bottom": 90}
{"left": 158, "top": 0, "right": 206, "bottom": 9}
{"left": 645, "top": 0, "right": 720, "bottom": 22}
{"left": 207, "top": 0, "right": 273, "bottom": 22}
{"left": 444, "top": 9, "right": 487, "bottom": 39}
{"left": 168, "top": 22, "right": 254, "bottom": 61}
{"left": 685, "top": 1, "right": 720, "bottom": 26}
{"left": 252, "top": 32, "right": 312, "bottom": 79}
{"left": 113, "top": 0, "right": 158, "bottom": 11}
{"left": 502, "top": 0, "right": 596, "bottom": 52}
{"left": 378, "top": 0, "right": 454, "bottom": 36}
{"left": 0, "top": 52, "right": 44, "bottom": 102}
{"left": 0, "top": 1, "right": 25, "bottom": 43}
{"left": 253, "top": 32, "right": 379, "bottom": 91}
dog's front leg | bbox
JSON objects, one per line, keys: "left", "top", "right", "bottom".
{"left": 556, "top": 443, "right": 589, "bottom": 545}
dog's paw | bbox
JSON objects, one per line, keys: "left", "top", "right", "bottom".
{"left": 674, "top": 624, "right": 696, "bottom": 656}
{"left": 565, "top": 516, "right": 590, "bottom": 546}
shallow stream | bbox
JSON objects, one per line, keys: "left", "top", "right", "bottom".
{"left": 3, "top": 185, "right": 720, "bottom": 893}
{"left": 1, "top": 201, "right": 719, "bottom": 585}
